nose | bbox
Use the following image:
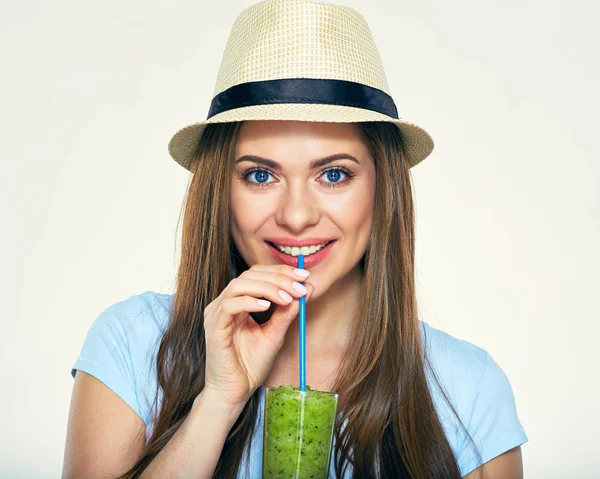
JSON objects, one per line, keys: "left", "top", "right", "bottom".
{"left": 274, "top": 181, "right": 320, "bottom": 232}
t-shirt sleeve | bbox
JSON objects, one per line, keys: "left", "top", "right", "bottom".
{"left": 456, "top": 352, "right": 529, "bottom": 477}
{"left": 71, "top": 300, "right": 141, "bottom": 420}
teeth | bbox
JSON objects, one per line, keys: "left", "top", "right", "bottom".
{"left": 275, "top": 242, "right": 330, "bottom": 256}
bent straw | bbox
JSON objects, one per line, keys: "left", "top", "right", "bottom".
{"left": 298, "top": 254, "right": 306, "bottom": 391}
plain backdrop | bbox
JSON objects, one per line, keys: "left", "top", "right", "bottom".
{"left": 1, "top": 0, "right": 598, "bottom": 477}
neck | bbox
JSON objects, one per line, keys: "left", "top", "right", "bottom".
{"left": 280, "top": 266, "right": 363, "bottom": 357}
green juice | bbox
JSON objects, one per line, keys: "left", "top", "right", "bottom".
{"left": 263, "top": 385, "right": 338, "bottom": 479}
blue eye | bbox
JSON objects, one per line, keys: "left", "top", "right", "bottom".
{"left": 248, "top": 169, "right": 271, "bottom": 184}
{"left": 242, "top": 166, "right": 354, "bottom": 188}
{"left": 322, "top": 168, "right": 345, "bottom": 184}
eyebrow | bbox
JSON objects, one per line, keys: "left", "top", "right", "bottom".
{"left": 234, "top": 153, "right": 360, "bottom": 170}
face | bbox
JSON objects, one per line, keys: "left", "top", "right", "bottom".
{"left": 230, "top": 120, "right": 376, "bottom": 298}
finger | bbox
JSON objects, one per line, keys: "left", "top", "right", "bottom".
{"left": 247, "top": 263, "right": 311, "bottom": 281}
{"left": 238, "top": 271, "right": 309, "bottom": 299}
{"left": 219, "top": 296, "right": 271, "bottom": 316}
{"left": 225, "top": 278, "right": 305, "bottom": 305}
{"left": 209, "top": 296, "right": 272, "bottom": 333}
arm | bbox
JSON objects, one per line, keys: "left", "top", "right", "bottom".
{"left": 63, "top": 371, "right": 245, "bottom": 479}
{"left": 456, "top": 352, "right": 528, "bottom": 477}
{"left": 63, "top": 371, "right": 146, "bottom": 478}
{"left": 463, "top": 445, "right": 523, "bottom": 479}
{"left": 140, "top": 386, "right": 245, "bottom": 478}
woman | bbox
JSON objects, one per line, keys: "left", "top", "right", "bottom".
{"left": 63, "top": 1, "right": 528, "bottom": 478}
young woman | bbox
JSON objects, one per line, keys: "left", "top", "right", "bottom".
{"left": 63, "top": 1, "right": 528, "bottom": 478}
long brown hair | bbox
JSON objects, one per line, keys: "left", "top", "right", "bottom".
{"left": 120, "top": 120, "right": 482, "bottom": 478}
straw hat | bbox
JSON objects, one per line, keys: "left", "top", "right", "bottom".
{"left": 168, "top": 0, "right": 434, "bottom": 171}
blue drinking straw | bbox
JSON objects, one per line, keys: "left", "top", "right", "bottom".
{"left": 298, "top": 254, "right": 306, "bottom": 391}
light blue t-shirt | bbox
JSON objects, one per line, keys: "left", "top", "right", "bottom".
{"left": 71, "top": 291, "right": 528, "bottom": 477}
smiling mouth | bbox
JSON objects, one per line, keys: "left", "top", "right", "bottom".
{"left": 266, "top": 240, "right": 334, "bottom": 257}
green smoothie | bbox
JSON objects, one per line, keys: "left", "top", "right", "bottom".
{"left": 262, "top": 385, "right": 338, "bottom": 479}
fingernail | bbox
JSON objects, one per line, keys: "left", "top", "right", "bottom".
{"left": 278, "top": 290, "right": 293, "bottom": 302}
{"left": 257, "top": 299, "right": 271, "bottom": 308}
{"left": 292, "top": 281, "right": 308, "bottom": 295}
{"left": 293, "top": 268, "right": 310, "bottom": 278}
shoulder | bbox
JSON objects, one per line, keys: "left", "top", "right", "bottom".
{"left": 80, "top": 290, "right": 173, "bottom": 353}
{"left": 93, "top": 290, "right": 173, "bottom": 333}
{"left": 419, "top": 321, "right": 491, "bottom": 399}
{"left": 72, "top": 291, "right": 174, "bottom": 427}
{"left": 419, "top": 322, "right": 528, "bottom": 477}
{"left": 108, "top": 290, "right": 173, "bottom": 350}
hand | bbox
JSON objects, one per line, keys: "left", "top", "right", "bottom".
{"left": 202, "top": 264, "right": 314, "bottom": 409}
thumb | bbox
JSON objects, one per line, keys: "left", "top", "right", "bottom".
{"left": 260, "top": 297, "right": 300, "bottom": 347}
{"left": 305, "top": 282, "right": 315, "bottom": 301}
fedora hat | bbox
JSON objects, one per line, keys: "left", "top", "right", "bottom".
{"left": 168, "top": 0, "right": 434, "bottom": 171}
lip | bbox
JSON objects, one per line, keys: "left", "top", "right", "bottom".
{"left": 264, "top": 237, "right": 335, "bottom": 248}
{"left": 265, "top": 240, "right": 337, "bottom": 268}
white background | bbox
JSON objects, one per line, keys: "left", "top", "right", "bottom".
{"left": 1, "top": 0, "right": 598, "bottom": 477}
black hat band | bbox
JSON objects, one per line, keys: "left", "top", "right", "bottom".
{"left": 207, "top": 78, "right": 399, "bottom": 120}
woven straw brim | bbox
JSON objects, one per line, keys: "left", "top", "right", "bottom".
{"left": 168, "top": 103, "right": 434, "bottom": 172}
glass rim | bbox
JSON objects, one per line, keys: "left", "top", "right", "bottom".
{"left": 263, "top": 385, "right": 339, "bottom": 398}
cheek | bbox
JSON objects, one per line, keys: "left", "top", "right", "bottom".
{"left": 329, "top": 186, "right": 374, "bottom": 230}
{"left": 230, "top": 188, "right": 272, "bottom": 235}
{"left": 354, "top": 200, "right": 374, "bottom": 246}
{"left": 340, "top": 183, "right": 375, "bottom": 249}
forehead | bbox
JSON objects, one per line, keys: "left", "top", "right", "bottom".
{"left": 234, "top": 120, "right": 368, "bottom": 159}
